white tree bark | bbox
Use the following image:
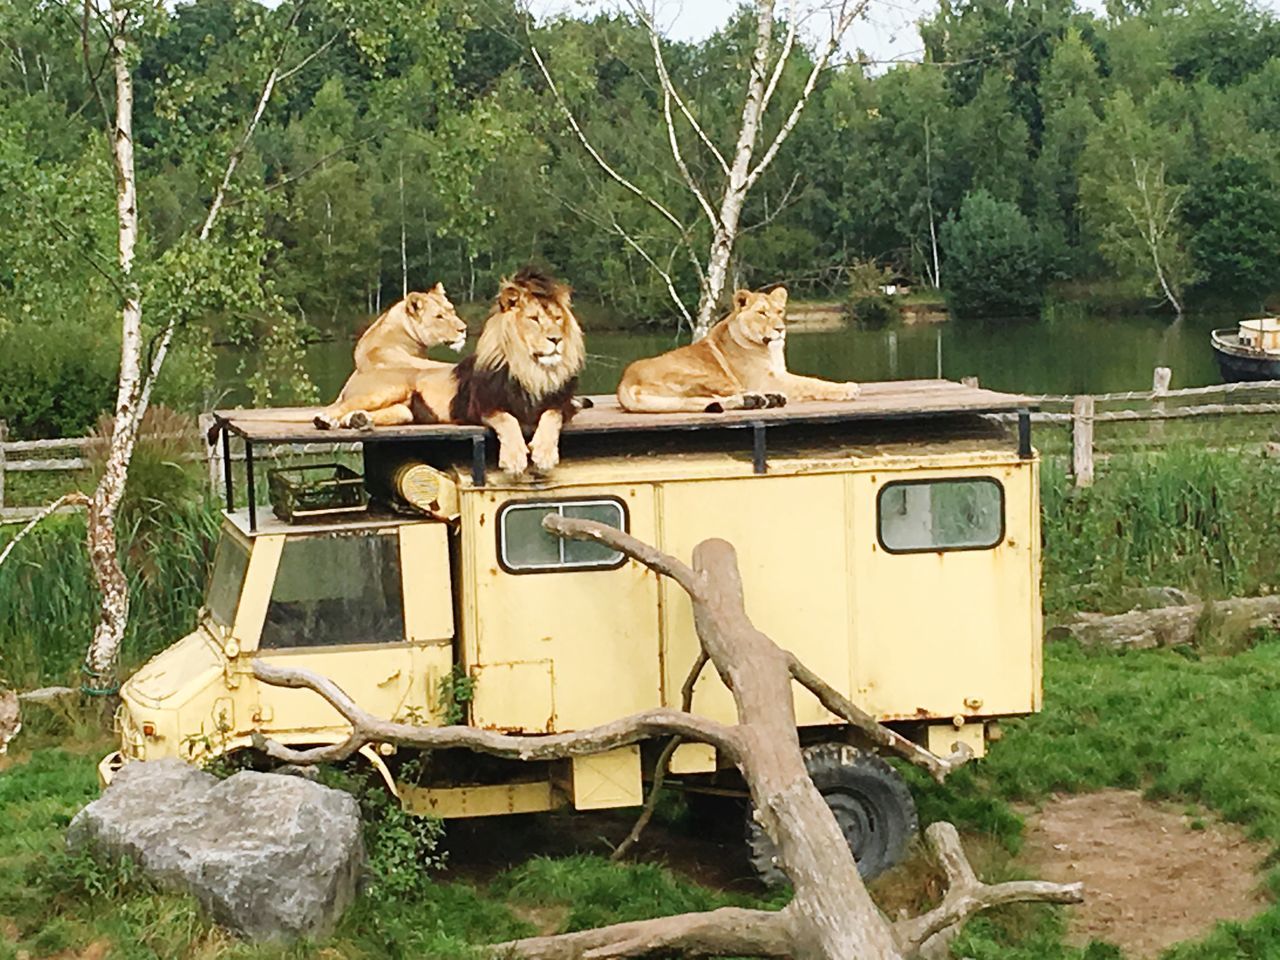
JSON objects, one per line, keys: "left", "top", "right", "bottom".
{"left": 532, "top": 0, "right": 865, "bottom": 338}
{"left": 79, "top": 0, "right": 318, "bottom": 684}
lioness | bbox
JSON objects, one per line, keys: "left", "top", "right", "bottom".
{"left": 314, "top": 284, "right": 467, "bottom": 430}
{"left": 616, "top": 286, "right": 860, "bottom": 413}
{"left": 409, "top": 267, "right": 584, "bottom": 474}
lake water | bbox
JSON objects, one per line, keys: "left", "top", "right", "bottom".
{"left": 219, "top": 307, "right": 1232, "bottom": 405}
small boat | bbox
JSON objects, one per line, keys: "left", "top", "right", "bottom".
{"left": 1211, "top": 318, "right": 1280, "bottom": 382}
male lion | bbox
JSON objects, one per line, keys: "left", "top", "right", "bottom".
{"left": 409, "top": 267, "right": 584, "bottom": 474}
{"left": 314, "top": 284, "right": 467, "bottom": 430}
{"left": 616, "top": 286, "right": 859, "bottom": 413}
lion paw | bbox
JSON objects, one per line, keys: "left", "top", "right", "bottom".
{"left": 741, "top": 393, "right": 768, "bottom": 410}
{"left": 704, "top": 401, "right": 725, "bottom": 413}
{"left": 341, "top": 410, "right": 373, "bottom": 431}
{"left": 764, "top": 393, "right": 787, "bottom": 408}
{"left": 530, "top": 436, "right": 560, "bottom": 473}
{"left": 313, "top": 415, "right": 334, "bottom": 431}
{"left": 498, "top": 440, "right": 530, "bottom": 475}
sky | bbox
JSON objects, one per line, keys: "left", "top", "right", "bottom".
{"left": 531, "top": 0, "right": 1280, "bottom": 70}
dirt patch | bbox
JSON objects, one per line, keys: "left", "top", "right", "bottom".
{"left": 1020, "top": 790, "right": 1268, "bottom": 958}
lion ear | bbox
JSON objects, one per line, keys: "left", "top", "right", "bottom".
{"left": 767, "top": 286, "right": 788, "bottom": 309}
{"left": 733, "top": 289, "right": 752, "bottom": 310}
{"left": 432, "top": 282, "right": 444, "bottom": 295}
{"left": 404, "top": 293, "right": 423, "bottom": 317}
{"left": 498, "top": 281, "right": 522, "bottom": 311}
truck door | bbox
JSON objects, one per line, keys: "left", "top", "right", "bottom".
{"left": 252, "top": 527, "right": 421, "bottom": 733}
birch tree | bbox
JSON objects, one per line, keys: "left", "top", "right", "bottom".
{"left": 42, "top": 0, "right": 348, "bottom": 691}
{"left": 1081, "top": 90, "right": 1197, "bottom": 315}
{"left": 529, "top": 0, "right": 869, "bottom": 337}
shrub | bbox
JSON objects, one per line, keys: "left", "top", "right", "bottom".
{"left": 940, "top": 190, "right": 1044, "bottom": 320}
{"left": 1184, "top": 154, "right": 1280, "bottom": 298}
{"left": 843, "top": 259, "right": 902, "bottom": 329}
{"left": 0, "top": 323, "right": 117, "bottom": 440}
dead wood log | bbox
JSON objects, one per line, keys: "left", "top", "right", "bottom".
{"left": 1051, "top": 595, "right": 1280, "bottom": 649}
{"left": 254, "top": 518, "right": 1081, "bottom": 960}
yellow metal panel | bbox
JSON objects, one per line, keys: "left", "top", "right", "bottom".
{"left": 658, "top": 475, "right": 851, "bottom": 727}
{"left": 669, "top": 742, "right": 717, "bottom": 774}
{"left": 928, "top": 721, "right": 987, "bottom": 759}
{"left": 571, "top": 746, "right": 642, "bottom": 810}
{"left": 849, "top": 463, "right": 1039, "bottom": 719}
{"left": 470, "top": 660, "right": 554, "bottom": 733}
{"left": 399, "top": 781, "right": 561, "bottom": 818}
{"left": 461, "top": 487, "right": 662, "bottom": 732}
{"left": 399, "top": 523, "right": 454, "bottom": 642}
{"left": 1029, "top": 459, "right": 1044, "bottom": 711}
{"left": 253, "top": 646, "right": 416, "bottom": 732}
{"left": 234, "top": 534, "right": 283, "bottom": 652}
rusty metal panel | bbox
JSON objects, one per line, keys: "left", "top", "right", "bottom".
{"left": 469, "top": 660, "right": 555, "bottom": 733}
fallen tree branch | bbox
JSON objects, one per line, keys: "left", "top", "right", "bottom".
{"left": 252, "top": 661, "right": 739, "bottom": 765}
{"left": 1050, "top": 595, "right": 1280, "bottom": 649}
{"left": 493, "top": 905, "right": 793, "bottom": 959}
{"left": 892, "top": 823, "right": 1084, "bottom": 953}
{"left": 786, "top": 653, "right": 971, "bottom": 783}
{"left": 611, "top": 650, "right": 708, "bottom": 861}
{"left": 0, "top": 492, "right": 90, "bottom": 570}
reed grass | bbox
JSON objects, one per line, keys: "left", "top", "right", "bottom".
{"left": 0, "top": 500, "right": 219, "bottom": 686}
{"left": 1041, "top": 447, "right": 1280, "bottom": 616}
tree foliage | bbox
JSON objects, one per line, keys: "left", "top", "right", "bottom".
{"left": 941, "top": 190, "right": 1044, "bottom": 320}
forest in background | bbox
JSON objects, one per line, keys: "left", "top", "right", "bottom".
{"left": 3, "top": 0, "right": 1280, "bottom": 439}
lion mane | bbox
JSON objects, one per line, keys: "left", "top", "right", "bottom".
{"left": 415, "top": 267, "right": 584, "bottom": 433}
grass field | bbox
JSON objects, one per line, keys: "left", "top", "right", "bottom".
{"left": 5, "top": 635, "right": 1280, "bottom": 959}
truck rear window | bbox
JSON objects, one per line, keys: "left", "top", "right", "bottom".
{"left": 877, "top": 478, "right": 1004, "bottom": 553}
{"left": 259, "top": 531, "right": 405, "bottom": 648}
{"left": 498, "top": 499, "right": 627, "bottom": 573}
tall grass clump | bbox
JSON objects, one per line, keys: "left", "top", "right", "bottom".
{"left": 0, "top": 410, "right": 219, "bottom": 686}
{"left": 1041, "top": 447, "right": 1280, "bottom": 615}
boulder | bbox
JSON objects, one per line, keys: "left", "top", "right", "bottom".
{"left": 68, "top": 759, "right": 364, "bottom": 942}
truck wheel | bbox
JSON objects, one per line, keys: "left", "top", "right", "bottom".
{"left": 747, "top": 742, "right": 917, "bottom": 887}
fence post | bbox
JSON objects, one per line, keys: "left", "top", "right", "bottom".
{"left": 1072, "top": 395, "right": 1095, "bottom": 488}
{"left": 198, "top": 413, "right": 222, "bottom": 498}
{"left": 1152, "top": 366, "right": 1171, "bottom": 440}
{"left": 0, "top": 420, "right": 7, "bottom": 512}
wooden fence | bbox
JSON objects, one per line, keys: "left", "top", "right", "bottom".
{"left": 0, "top": 415, "right": 357, "bottom": 524}
{"left": 3, "top": 372, "right": 1279, "bottom": 520}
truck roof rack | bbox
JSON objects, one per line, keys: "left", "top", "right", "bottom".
{"left": 210, "top": 379, "right": 1036, "bottom": 531}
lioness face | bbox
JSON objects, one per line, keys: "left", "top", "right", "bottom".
{"left": 729, "top": 287, "right": 789, "bottom": 350}
{"left": 502, "top": 285, "right": 579, "bottom": 370}
{"left": 404, "top": 283, "right": 467, "bottom": 352}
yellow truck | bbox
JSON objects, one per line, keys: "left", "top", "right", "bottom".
{"left": 101, "top": 380, "right": 1040, "bottom": 881}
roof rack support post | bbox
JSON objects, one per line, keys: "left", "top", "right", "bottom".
{"left": 245, "top": 440, "right": 257, "bottom": 533}
{"left": 471, "top": 435, "right": 486, "bottom": 487}
{"left": 221, "top": 426, "right": 234, "bottom": 512}
{"left": 1017, "top": 408, "right": 1032, "bottom": 459}
{"left": 752, "top": 422, "right": 767, "bottom": 474}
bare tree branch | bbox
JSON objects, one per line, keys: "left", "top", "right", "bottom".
{"left": 785, "top": 652, "right": 972, "bottom": 783}
{"left": 611, "top": 650, "right": 709, "bottom": 860}
{"left": 0, "top": 493, "right": 89, "bottom": 570}
{"left": 892, "top": 823, "right": 1084, "bottom": 952}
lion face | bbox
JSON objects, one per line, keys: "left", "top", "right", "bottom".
{"left": 403, "top": 282, "right": 467, "bottom": 352}
{"left": 727, "top": 287, "right": 789, "bottom": 351}
{"left": 476, "top": 271, "right": 584, "bottom": 399}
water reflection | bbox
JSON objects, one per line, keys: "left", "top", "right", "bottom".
{"left": 216, "top": 311, "right": 1229, "bottom": 407}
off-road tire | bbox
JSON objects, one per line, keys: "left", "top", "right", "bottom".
{"left": 747, "top": 742, "right": 917, "bottom": 887}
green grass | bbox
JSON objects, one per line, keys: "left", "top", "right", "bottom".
{"left": 10, "top": 639, "right": 1280, "bottom": 957}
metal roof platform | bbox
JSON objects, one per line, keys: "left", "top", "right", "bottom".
{"left": 210, "top": 379, "right": 1035, "bottom": 530}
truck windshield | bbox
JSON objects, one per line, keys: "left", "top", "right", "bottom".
{"left": 206, "top": 533, "right": 250, "bottom": 627}
{"left": 259, "top": 531, "right": 404, "bottom": 649}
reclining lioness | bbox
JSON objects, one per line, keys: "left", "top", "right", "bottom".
{"left": 616, "top": 286, "right": 859, "bottom": 413}
{"left": 315, "top": 284, "right": 467, "bottom": 430}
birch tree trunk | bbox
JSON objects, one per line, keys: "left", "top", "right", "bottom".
{"left": 84, "top": 2, "right": 143, "bottom": 687}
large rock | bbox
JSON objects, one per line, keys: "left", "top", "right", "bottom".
{"left": 68, "top": 759, "right": 364, "bottom": 942}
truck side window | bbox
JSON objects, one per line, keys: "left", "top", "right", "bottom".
{"left": 206, "top": 534, "right": 250, "bottom": 627}
{"left": 259, "top": 531, "right": 405, "bottom": 649}
{"left": 877, "top": 478, "right": 1004, "bottom": 553}
{"left": 498, "top": 500, "right": 627, "bottom": 573}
